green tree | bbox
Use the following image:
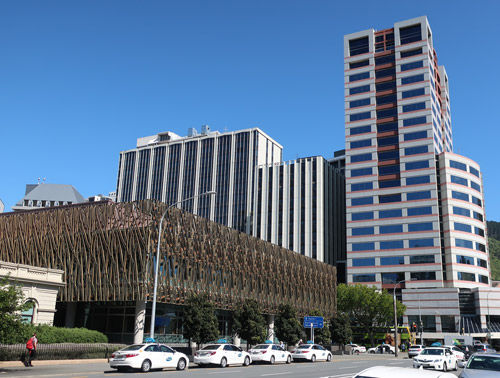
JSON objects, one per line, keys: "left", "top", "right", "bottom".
{"left": 337, "top": 284, "right": 406, "bottom": 346}
{"left": 232, "top": 299, "right": 267, "bottom": 348}
{"left": 308, "top": 309, "right": 331, "bottom": 345}
{"left": 0, "top": 275, "right": 33, "bottom": 344}
{"left": 275, "top": 304, "right": 303, "bottom": 346}
{"left": 182, "top": 294, "right": 219, "bottom": 346}
{"left": 330, "top": 312, "right": 352, "bottom": 350}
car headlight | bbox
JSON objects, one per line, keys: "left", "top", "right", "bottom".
{"left": 434, "top": 359, "right": 440, "bottom": 363}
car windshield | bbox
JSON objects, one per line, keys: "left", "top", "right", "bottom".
{"left": 121, "top": 344, "right": 144, "bottom": 351}
{"left": 421, "top": 349, "right": 444, "bottom": 356}
{"left": 297, "top": 345, "right": 310, "bottom": 349}
{"left": 253, "top": 345, "right": 269, "bottom": 350}
{"left": 467, "top": 355, "right": 500, "bottom": 371}
{"left": 201, "top": 345, "right": 220, "bottom": 350}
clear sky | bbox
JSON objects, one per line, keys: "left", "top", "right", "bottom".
{"left": 1, "top": 1, "right": 499, "bottom": 219}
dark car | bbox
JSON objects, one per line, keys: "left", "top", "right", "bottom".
{"left": 457, "top": 344, "right": 475, "bottom": 360}
{"left": 473, "top": 343, "right": 496, "bottom": 353}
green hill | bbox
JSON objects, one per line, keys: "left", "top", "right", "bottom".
{"left": 487, "top": 221, "right": 500, "bottom": 281}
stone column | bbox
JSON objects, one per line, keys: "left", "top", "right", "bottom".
{"left": 267, "top": 314, "right": 275, "bottom": 342}
{"left": 64, "top": 302, "right": 77, "bottom": 328}
{"left": 134, "top": 300, "right": 147, "bottom": 344}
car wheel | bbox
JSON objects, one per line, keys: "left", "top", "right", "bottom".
{"left": 355, "top": 350, "right": 360, "bottom": 355}
{"left": 177, "top": 358, "right": 187, "bottom": 371}
{"left": 369, "top": 351, "right": 375, "bottom": 354}
{"left": 286, "top": 355, "right": 291, "bottom": 364}
{"left": 311, "top": 354, "right": 316, "bottom": 362}
{"left": 220, "top": 357, "right": 227, "bottom": 368}
{"left": 454, "top": 361, "right": 458, "bottom": 371}
{"left": 270, "top": 356, "right": 275, "bottom": 365}
{"left": 243, "top": 356, "right": 250, "bottom": 366}
{"left": 141, "top": 359, "right": 152, "bottom": 373}
{"left": 327, "top": 354, "right": 332, "bottom": 362}
{"left": 443, "top": 362, "right": 447, "bottom": 372}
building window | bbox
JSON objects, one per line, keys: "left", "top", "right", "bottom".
{"left": 379, "top": 179, "right": 401, "bottom": 188}
{"left": 404, "top": 130, "right": 427, "bottom": 141}
{"left": 408, "top": 206, "right": 432, "bottom": 216}
{"left": 380, "top": 224, "right": 403, "bottom": 234}
{"left": 451, "top": 175, "right": 468, "bottom": 187}
{"left": 377, "top": 136, "right": 398, "bottom": 147}
{"left": 376, "top": 67, "right": 396, "bottom": 79}
{"left": 379, "top": 209, "right": 403, "bottom": 218}
{"left": 350, "top": 111, "right": 371, "bottom": 122}
{"left": 380, "top": 256, "right": 404, "bottom": 265}
{"left": 379, "top": 165, "right": 400, "bottom": 176}
{"left": 454, "top": 222, "right": 472, "bottom": 233}
{"left": 450, "top": 160, "right": 467, "bottom": 171}
{"left": 376, "top": 80, "right": 396, "bottom": 91}
{"left": 352, "top": 258, "right": 376, "bottom": 267}
{"left": 21, "top": 300, "right": 36, "bottom": 324}
{"left": 377, "top": 121, "right": 398, "bottom": 132}
{"left": 473, "top": 211, "right": 484, "bottom": 222}
{"left": 350, "top": 139, "right": 372, "bottom": 149}
{"left": 453, "top": 206, "right": 471, "bottom": 217}
{"left": 410, "top": 255, "right": 434, "bottom": 264}
{"left": 471, "top": 196, "right": 482, "bottom": 207}
{"left": 408, "top": 222, "right": 433, "bottom": 232}
{"left": 352, "top": 226, "right": 375, "bottom": 236}
{"left": 350, "top": 37, "right": 369, "bottom": 56}
{"left": 349, "top": 72, "right": 370, "bottom": 82}
{"left": 382, "top": 272, "right": 405, "bottom": 284}
{"left": 350, "top": 84, "right": 371, "bottom": 95}
{"left": 352, "top": 242, "right": 375, "bottom": 251}
{"left": 375, "top": 55, "right": 395, "bottom": 65}
{"left": 406, "top": 175, "right": 431, "bottom": 185}
{"left": 409, "top": 238, "right": 434, "bottom": 248}
{"left": 351, "top": 182, "right": 373, "bottom": 191}
{"left": 470, "top": 181, "right": 481, "bottom": 192}
{"left": 399, "top": 24, "right": 422, "bottom": 45}
{"left": 353, "top": 274, "right": 376, "bottom": 283}
{"left": 352, "top": 211, "right": 374, "bottom": 221}
{"left": 351, "top": 167, "right": 372, "bottom": 177}
{"left": 350, "top": 125, "right": 371, "bottom": 135}
{"left": 400, "top": 48, "right": 422, "bottom": 58}
{"left": 455, "top": 238, "right": 474, "bottom": 249}
{"left": 477, "top": 258, "right": 488, "bottom": 268}
{"left": 377, "top": 94, "right": 397, "bottom": 106}
{"left": 469, "top": 166, "right": 480, "bottom": 178}
{"left": 410, "top": 271, "right": 436, "bottom": 280}
{"left": 403, "top": 102, "right": 426, "bottom": 113}
{"left": 380, "top": 240, "right": 404, "bottom": 249}
{"left": 474, "top": 226, "right": 485, "bottom": 237}
{"left": 452, "top": 190, "right": 469, "bottom": 202}
{"left": 458, "top": 272, "right": 476, "bottom": 282}
{"left": 379, "top": 193, "right": 402, "bottom": 203}
{"left": 350, "top": 60, "right": 370, "bottom": 69}
{"left": 405, "top": 145, "right": 428, "bottom": 156}
{"left": 479, "top": 275, "right": 489, "bottom": 284}
{"left": 350, "top": 98, "right": 371, "bottom": 108}
{"left": 456, "top": 255, "right": 474, "bottom": 265}
{"left": 377, "top": 108, "right": 398, "bottom": 119}
{"left": 351, "top": 153, "right": 372, "bottom": 163}
{"left": 401, "top": 74, "right": 425, "bottom": 85}
{"left": 402, "top": 87, "right": 425, "bottom": 99}
{"left": 378, "top": 150, "right": 399, "bottom": 161}
{"left": 351, "top": 196, "right": 374, "bottom": 206}
{"left": 401, "top": 60, "right": 424, "bottom": 71}
{"left": 403, "top": 116, "right": 427, "bottom": 127}
{"left": 476, "top": 242, "right": 486, "bottom": 252}
{"left": 405, "top": 160, "right": 429, "bottom": 171}
{"left": 406, "top": 190, "right": 431, "bottom": 201}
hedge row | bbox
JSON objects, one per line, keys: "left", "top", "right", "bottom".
{"left": 0, "top": 324, "right": 108, "bottom": 345}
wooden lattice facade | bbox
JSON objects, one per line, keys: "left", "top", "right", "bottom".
{"left": 0, "top": 201, "right": 336, "bottom": 316}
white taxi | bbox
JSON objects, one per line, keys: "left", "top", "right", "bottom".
{"left": 194, "top": 343, "right": 251, "bottom": 367}
{"left": 291, "top": 343, "right": 332, "bottom": 362}
{"left": 249, "top": 343, "right": 292, "bottom": 364}
{"left": 109, "top": 343, "right": 188, "bottom": 372}
{"left": 443, "top": 345, "right": 465, "bottom": 361}
{"left": 413, "top": 347, "right": 458, "bottom": 372}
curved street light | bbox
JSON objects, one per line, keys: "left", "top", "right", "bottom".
{"left": 149, "top": 191, "right": 217, "bottom": 339}
{"left": 393, "top": 278, "right": 416, "bottom": 357}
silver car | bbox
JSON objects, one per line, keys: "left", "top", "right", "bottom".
{"left": 459, "top": 353, "right": 500, "bottom": 378}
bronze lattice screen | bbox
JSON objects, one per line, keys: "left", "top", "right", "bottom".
{"left": 0, "top": 201, "right": 336, "bottom": 316}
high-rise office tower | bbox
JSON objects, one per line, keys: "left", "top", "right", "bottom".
{"left": 252, "top": 156, "right": 346, "bottom": 266}
{"left": 116, "top": 126, "right": 282, "bottom": 232}
{"left": 344, "top": 17, "right": 494, "bottom": 333}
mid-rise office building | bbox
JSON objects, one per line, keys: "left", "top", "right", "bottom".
{"left": 344, "top": 16, "right": 497, "bottom": 336}
{"left": 116, "top": 126, "right": 282, "bottom": 233}
{"left": 252, "top": 156, "right": 346, "bottom": 266}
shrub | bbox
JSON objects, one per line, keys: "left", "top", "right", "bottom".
{"left": 34, "top": 325, "right": 108, "bottom": 344}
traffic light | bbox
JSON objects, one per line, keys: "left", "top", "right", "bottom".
{"left": 412, "top": 323, "right": 417, "bottom": 333}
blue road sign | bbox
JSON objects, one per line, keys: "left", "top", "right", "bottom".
{"left": 303, "top": 316, "right": 324, "bottom": 329}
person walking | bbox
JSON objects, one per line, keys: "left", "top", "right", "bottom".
{"left": 25, "top": 332, "right": 38, "bottom": 367}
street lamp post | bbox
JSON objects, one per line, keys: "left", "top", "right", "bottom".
{"left": 149, "top": 191, "right": 216, "bottom": 340}
{"left": 393, "top": 278, "right": 415, "bottom": 357}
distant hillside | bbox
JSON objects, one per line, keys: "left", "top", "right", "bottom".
{"left": 487, "top": 221, "right": 500, "bottom": 281}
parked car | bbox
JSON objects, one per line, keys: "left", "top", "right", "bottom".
{"left": 354, "top": 366, "right": 457, "bottom": 378}
{"left": 408, "top": 344, "right": 426, "bottom": 357}
{"left": 457, "top": 344, "right": 475, "bottom": 360}
{"left": 291, "top": 343, "right": 332, "bottom": 362}
{"left": 443, "top": 345, "right": 465, "bottom": 361}
{"left": 109, "top": 343, "right": 188, "bottom": 372}
{"left": 193, "top": 343, "right": 251, "bottom": 367}
{"left": 459, "top": 353, "right": 500, "bottom": 377}
{"left": 350, "top": 343, "right": 367, "bottom": 354}
{"left": 249, "top": 343, "right": 292, "bottom": 364}
{"left": 367, "top": 344, "right": 396, "bottom": 354}
{"left": 413, "top": 347, "right": 458, "bottom": 372}
{"left": 473, "top": 343, "right": 496, "bottom": 353}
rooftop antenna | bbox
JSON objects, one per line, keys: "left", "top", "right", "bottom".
{"left": 38, "top": 177, "right": 41, "bottom": 184}
{"left": 43, "top": 177, "right": 46, "bottom": 184}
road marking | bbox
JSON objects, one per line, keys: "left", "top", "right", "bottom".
{"left": 261, "top": 373, "right": 291, "bottom": 376}
{"left": 208, "top": 370, "right": 243, "bottom": 374}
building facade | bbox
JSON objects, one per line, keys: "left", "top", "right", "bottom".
{"left": 252, "top": 156, "right": 346, "bottom": 266}
{"left": 116, "top": 126, "right": 282, "bottom": 233}
{"left": 344, "top": 16, "right": 494, "bottom": 337}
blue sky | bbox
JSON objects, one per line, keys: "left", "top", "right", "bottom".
{"left": 1, "top": 1, "right": 499, "bottom": 220}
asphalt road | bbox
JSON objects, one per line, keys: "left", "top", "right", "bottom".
{"left": 0, "top": 354, "right": 462, "bottom": 378}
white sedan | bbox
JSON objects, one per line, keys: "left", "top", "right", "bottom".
{"left": 109, "top": 343, "right": 188, "bottom": 372}
{"left": 413, "top": 347, "right": 458, "bottom": 372}
{"left": 194, "top": 343, "right": 251, "bottom": 367}
{"left": 442, "top": 345, "right": 465, "bottom": 361}
{"left": 291, "top": 344, "right": 332, "bottom": 362}
{"left": 350, "top": 343, "right": 367, "bottom": 354}
{"left": 249, "top": 343, "right": 292, "bottom": 364}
